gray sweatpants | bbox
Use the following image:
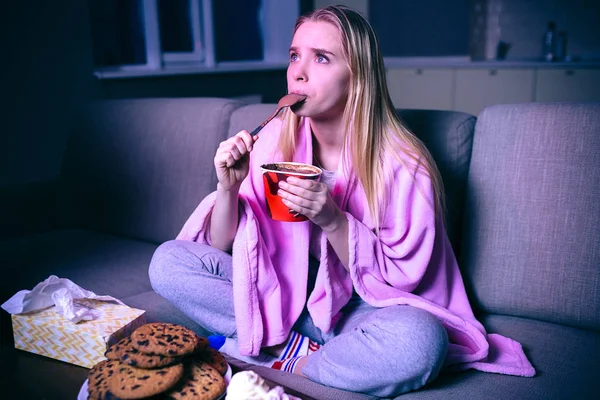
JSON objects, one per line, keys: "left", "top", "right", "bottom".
{"left": 149, "top": 240, "right": 448, "bottom": 398}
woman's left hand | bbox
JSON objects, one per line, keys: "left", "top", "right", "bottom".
{"left": 278, "top": 177, "right": 344, "bottom": 232}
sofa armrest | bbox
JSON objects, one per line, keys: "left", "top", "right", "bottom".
{"left": 0, "top": 181, "right": 55, "bottom": 240}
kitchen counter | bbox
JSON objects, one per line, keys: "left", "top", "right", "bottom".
{"left": 383, "top": 57, "right": 600, "bottom": 69}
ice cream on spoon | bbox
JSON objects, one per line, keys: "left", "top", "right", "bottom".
{"left": 250, "top": 93, "right": 307, "bottom": 136}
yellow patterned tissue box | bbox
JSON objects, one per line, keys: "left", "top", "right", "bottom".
{"left": 11, "top": 299, "right": 145, "bottom": 368}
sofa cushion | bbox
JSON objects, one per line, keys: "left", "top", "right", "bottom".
{"left": 462, "top": 103, "right": 600, "bottom": 331}
{"left": 397, "top": 109, "right": 475, "bottom": 260}
{"left": 229, "top": 105, "right": 476, "bottom": 257}
{"left": 231, "top": 314, "right": 599, "bottom": 400}
{"left": 121, "top": 290, "right": 211, "bottom": 338}
{"left": 0, "top": 229, "right": 156, "bottom": 304}
{"left": 228, "top": 103, "right": 276, "bottom": 138}
{"left": 401, "top": 314, "right": 599, "bottom": 399}
{"left": 226, "top": 358, "right": 374, "bottom": 400}
{"left": 56, "top": 98, "right": 242, "bottom": 244}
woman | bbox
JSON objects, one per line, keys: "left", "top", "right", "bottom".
{"left": 149, "top": 6, "right": 534, "bottom": 397}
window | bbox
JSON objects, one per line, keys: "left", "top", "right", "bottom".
{"left": 158, "top": 0, "right": 204, "bottom": 64}
{"left": 90, "top": 0, "right": 300, "bottom": 77}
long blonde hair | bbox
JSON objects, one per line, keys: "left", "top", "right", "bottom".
{"left": 278, "top": 5, "right": 445, "bottom": 231}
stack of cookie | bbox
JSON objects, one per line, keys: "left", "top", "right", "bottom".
{"left": 87, "top": 322, "right": 228, "bottom": 400}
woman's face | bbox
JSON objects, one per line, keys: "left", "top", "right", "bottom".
{"left": 287, "top": 21, "right": 351, "bottom": 121}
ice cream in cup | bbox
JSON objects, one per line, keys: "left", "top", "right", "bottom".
{"left": 260, "top": 162, "right": 322, "bottom": 222}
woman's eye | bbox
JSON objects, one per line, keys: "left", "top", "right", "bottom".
{"left": 290, "top": 53, "right": 299, "bottom": 62}
{"left": 315, "top": 54, "right": 329, "bottom": 63}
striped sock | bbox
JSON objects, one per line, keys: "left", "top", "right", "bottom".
{"left": 208, "top": 331, "right": 321, "bottom": 371}
{"left": 276, "top": 331, "right": 321, "bottom": 360}
{"left": 271, "top": 356, "right": 305, "bottom": 373}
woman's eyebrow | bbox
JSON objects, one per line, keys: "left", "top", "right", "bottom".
{"left": 289, "top": 46, "right": 336, "bottom": 57}
{"left": 312, "top": 47, "right": 335, "bottom": 56}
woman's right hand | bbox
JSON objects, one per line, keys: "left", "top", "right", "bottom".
{"left": 214, "top": 130, "right": 258, "bottom": 191}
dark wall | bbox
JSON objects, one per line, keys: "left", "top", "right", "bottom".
{"left": 0, "top": 0, "right": 98, "bottom": 186}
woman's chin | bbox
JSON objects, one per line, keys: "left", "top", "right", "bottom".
{"left": 291, "top": 108, "right": 310, "bottom": 118}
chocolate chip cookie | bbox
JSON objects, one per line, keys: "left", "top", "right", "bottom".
{"left": 88, "top": 359, "right": 121, "bottom": 400}
{"left": 106, "top": 336, "right": 182, "bottom": 369}
{"left": 108, "top": 362, "right": 184, "bottom": 399}
{"left": 131, "top": 323, "right": 208, "bottom": 357}
{"left": 162, "top": 360, "right": 226, "bottom": 400}
{"left": 194, "top": 347, "right": 228, "bottom": 376}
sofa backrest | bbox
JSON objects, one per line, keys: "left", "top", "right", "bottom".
{"left": 56, "top": 97, "right": 242, "bottom": 243}
{"left": 461, "top": 102, "right": 600, "bottom": 331}
{"left": 229, "top": 104, "right": 476, "bottom": 258}
{"left": 228, "top": 103, "right": 275, "bottom": 138}
{"left": 397, "top": 110, "right": 475, "bottom": 260}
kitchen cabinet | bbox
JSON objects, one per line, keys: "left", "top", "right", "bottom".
{"left": 382, "top": 64, "right": 600, "bottom": 114}
{"left": 454, "top": 69, "right": 535, "bottom": 116}
{"left": 535, "top": 69, "right": 600, "bottom": 102}
{"left": 386, "top": 68, "right": 454, "bottom": 111}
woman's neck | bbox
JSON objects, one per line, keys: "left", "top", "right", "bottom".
{"left": 309, "top": 117, "right": 344, "bottom": 172}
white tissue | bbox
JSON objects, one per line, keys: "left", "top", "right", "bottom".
{"left": 225, "top": 371, "right": 301, "bottom": 400}
{"left": 1, "top": 275, "right": 125, "bottom": 323}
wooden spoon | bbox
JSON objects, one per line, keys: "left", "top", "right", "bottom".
{"left": 250, "top": 93, "right": 307, "bottom": 136}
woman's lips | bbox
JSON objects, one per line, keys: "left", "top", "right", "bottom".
{"left": 291, "top": 98, "right": 306, "bottom": 111}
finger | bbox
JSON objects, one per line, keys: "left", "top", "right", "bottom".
{"left": 278, "top": 189, "right": 314, "bottom": 210}
{"left": 215, "top": 147, "right": 234, "bottom": 167}
{"left": 279, "top": 179, "right": 321, "bottom": 195}
{"left": 235, "top": 130, "right": 255, "bottom": 152}
{"left": 225, "top": 154, "right": 238, "bottom": 168}
{"left": 278, "top": 185, "right": 314, "bottom": 203}
{"left": 222, "top": 133, "right": 249, "bottom": 151}
{"left": 219, "top": 137, "right": 249, "bottom": 168}
{"left": 232, "top": 142, "right": 248, "bottom": 163}
{"left": 287, "top": 176, "right": 323, "bottom": 190}
{"left": 221, "top": 144, "right": 243, "bottom": 166}
{"left": 217, "top": 139, "right": 240, "bottom": 157}
{"left": 281, "top": 197, "right": 311, "bottom": 218}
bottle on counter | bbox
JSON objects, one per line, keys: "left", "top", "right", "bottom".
{"left": 555, "top": 31, "right": 567, "bottom": 61}
{"left": 543, "top": 21, "right": 556, "bottom": 61}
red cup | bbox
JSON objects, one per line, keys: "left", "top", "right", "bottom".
{"left": 260, "top": 162, "right": 322, "bottom": 222}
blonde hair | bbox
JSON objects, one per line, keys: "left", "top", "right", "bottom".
{"left": 278, "top": 5, "right": 445, "bottom": 231}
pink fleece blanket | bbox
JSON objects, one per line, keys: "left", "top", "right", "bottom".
{"left": 178, "top": 118, "right": 535, "bottom": 377}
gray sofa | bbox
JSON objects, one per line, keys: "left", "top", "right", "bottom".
{"left": 1, "top": 98, "right": 598, "bottom": 399}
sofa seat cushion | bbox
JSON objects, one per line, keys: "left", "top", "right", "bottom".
{"left": 229, "top": 314, "right": 599, "bottom": 400}
{"left": 403, "top": 314, "right": 599, "bottom": 399}
{"left": 225, "top": 358, "right": 374, "bottom": 400}
{"left": 120, "top": 290, "right": 211, "bottom": 338}
{"left": 0, "top": 229, "right": 157, "bottom": 304}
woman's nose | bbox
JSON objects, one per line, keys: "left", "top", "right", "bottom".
{"left": 290, "top": 62, "right": 307, "bottom": 82}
